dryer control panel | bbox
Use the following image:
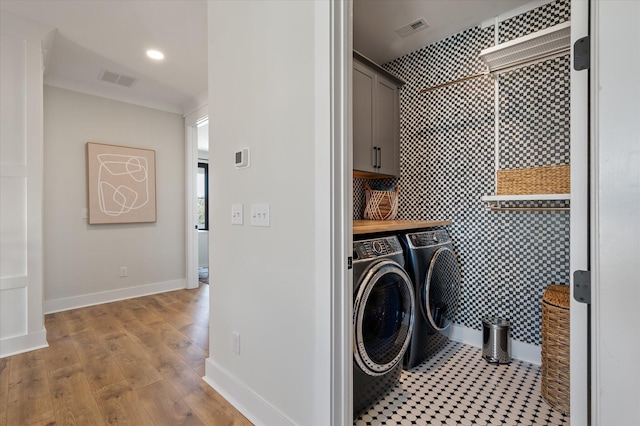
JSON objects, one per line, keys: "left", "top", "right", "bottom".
{"left": 353, "top": 236, "right": 402, "bottom": 260}
{"left": 407, "top": 230, "right": 451, "bottom": 248}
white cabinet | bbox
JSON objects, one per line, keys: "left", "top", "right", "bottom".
{"left": 353, "top": 52, "right": 404, "bottom": 177}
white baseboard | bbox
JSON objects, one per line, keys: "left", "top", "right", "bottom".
{"left": 203, "top": 357, "right": 297, "bottom": 426}
{"left": 43, "top": 279, "right": 186, "bottom": 314}
{"left": 0, "top": 329, "right": 48, "bottom": 358}
{"left": 450, "top": 324, "right": 542, "bottom": 365}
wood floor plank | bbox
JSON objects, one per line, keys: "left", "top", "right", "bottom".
{"left": 125, "top": 329, "right": 187, "bottom": 375}
{"left": 139, "top": 296, "right": 195, "bottom": 329}
{"left": 0, "top": 401, "right": 6, "bottom": 426}
{"left": 93, "top": 380, "right": 154, "bottom": 426}
{"left": 136, "top": 380, "right": 205, "bottom": 426}
{"left": 83, "top": 304, "right": 125, "bottom": 335}
{"left": 6, "top": 350, "right": 54, "bottom": 425}
{"left": 102, "top": 332, "right": 162, "bottom": 389}
{"left": 47, "top": 363, "right": 93, "bottom": 414}
{"left": 162, "top": 362, "right": 206, "bottom": 399}
{"left": 70, "top": 330, "right": 109, "bottom": 364}
{"left": 44, "top": 336, "right": 81, "bottom": 373}
{"left": 0, "top": 357, "right": 10, "bottom": 402}
{"left": 180, "top": 323, "right": 209, "bottom": 352}
{"left": 25, "top": 417, "right": 56, "bottom": 425}
{"left": 152, "top": 322, "right": 208, "bottom": 369}
{"left": 53, "top": 395, "right": 104, "bottom": 426}
{"left": 183, "top": 381, "right": 251, "bottom": 426}
{"left": 104, "top": 301, "right": 140, "bottom": 326}
{"left": 83, "top": 354, "right": 127, "bottom": 392}
{"left": 45, "top": 312, "right": 69, "bottom": 343}
{"left": 129, "top": 304, "right": 165, "bottom": 327}
{"left": 59, "top": 309, "right": 92, "bottom": 336}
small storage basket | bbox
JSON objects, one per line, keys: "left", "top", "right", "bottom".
{"left": 363, "top": 182, "right": 399, "bottom": 220}
{"left": 541, "top": 284, "right": 570, "bottom": 415}
{"left": 497, "top": 164, "right": 570, "bottom": 195}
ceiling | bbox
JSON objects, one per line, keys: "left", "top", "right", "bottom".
{"left": 1, "top": 0, "right": 528, "bottom": 115}
{"left": 0, "top": 0, "right": 208, "bottom": 114}
{"left": 353, "top": 0, "right": 527, "bottom": 64}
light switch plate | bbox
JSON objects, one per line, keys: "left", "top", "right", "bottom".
{"left": 231, "top": 204, "right": 243, "bottom": 225}
{"left": 250, "top": 203, "right": 270, "bottom": 227}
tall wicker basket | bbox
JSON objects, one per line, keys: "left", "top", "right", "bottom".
{"left": 541, "top": 284, "right": 570, "bottom": 415}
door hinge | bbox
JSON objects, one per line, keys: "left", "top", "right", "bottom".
{"left": 347, "top": 256, "right": 353, "bottom": 270}
{"left": 573, "top": 270, "right": 591, "bottom": 304}
{"left": 574, "top": 36, "right": 590, "bottom": 71}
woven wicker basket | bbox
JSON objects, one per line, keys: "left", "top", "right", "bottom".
{"left": 497, "top": 164, "right": 570, "bottom": 195}
{"left": 541, "top": 284, "right": 570, "bottom": 415}
{"left": 363, "top": 183, "right": 399, "bottom": 220}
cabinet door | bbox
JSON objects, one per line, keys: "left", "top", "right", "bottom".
{"left": 353, "top": 61, "right": 376, "bottom": 173}
{"left": 375, "top": 76, "right": 399, "bottom": 176}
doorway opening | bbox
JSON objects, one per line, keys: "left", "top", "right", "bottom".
{"left": 350, "top": 0, "right": 586, "bottom": 424}
{"left": 196, "top": 119, "right": 209, "bottom": 285}
{"left": 185, "top": 108, "right": 209, "bottom": 290}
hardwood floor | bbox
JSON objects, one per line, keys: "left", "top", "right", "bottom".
{"left": 0, "top": 285, "right": 252, "bottom": 426}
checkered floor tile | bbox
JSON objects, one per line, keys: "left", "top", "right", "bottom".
{"left": 355, "top": 341, "right": 568, "bottom": 426}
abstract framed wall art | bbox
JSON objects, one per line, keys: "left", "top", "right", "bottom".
{"left": 86, "top": 142, "right": 157, "bottom": 224}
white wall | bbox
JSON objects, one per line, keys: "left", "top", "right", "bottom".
{"left": 42, "top": 86, "right": 186, "bottom": 312}
{"left": 198, "top": 231, "right": 208, "bottom": 267}
{"left": 593, "top": 1, "right": 640, "bottom": 425}
{"left": 0, "top": 11, "right": 49, "bottom": 357}
{"left": 204, "top": 1, "right": 332, "bottom": 425}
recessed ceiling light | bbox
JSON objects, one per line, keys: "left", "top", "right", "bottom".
{"left": 146, "top": 50, "right": 164, "bottom": 60}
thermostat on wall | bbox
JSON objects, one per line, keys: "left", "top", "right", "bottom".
{"left": 235, "top": 148, "right": 250, "bottom": 169}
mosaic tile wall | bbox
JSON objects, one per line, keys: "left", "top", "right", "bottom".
{"left": 355, "top": 0, "right": 570, "bottom": 346}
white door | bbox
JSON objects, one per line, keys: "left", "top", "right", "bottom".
{"left": 569, "top": 0, "right": 590, "bottom": 424}
{"left": 590, "top": 1, "right": 640, "bottom": 424}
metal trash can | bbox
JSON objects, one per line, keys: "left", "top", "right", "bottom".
{"left": 482, "top": 316, "right": 511, "bottom": 364}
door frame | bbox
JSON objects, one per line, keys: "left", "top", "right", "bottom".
{"left": 570, "top": 0, "right": 590, "bottom": 424}
{"left": 185, "top": 105, "right": 208, "bottom": 290}
{"left": 330, "top": 0, "right": 352, "bottom": 424}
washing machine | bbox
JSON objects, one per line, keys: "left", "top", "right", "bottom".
{"left": 352, "top": 235, "right": 415, "bottom": 419}
{"left": 400, "top": 230, "right": 461, "bottom": 369}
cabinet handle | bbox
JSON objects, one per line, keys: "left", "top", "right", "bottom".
{"left": 377, "top": 147, "right": 381, "bottom": 169}
{"left": 372, "top": 146, "right": 378, "bottom": 168}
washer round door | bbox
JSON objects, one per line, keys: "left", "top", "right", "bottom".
{"left": 354, "top": 260, "right": 415, "bottom": 376}
{"left": 423, "top": 247, "right": 461, "bottom": 331}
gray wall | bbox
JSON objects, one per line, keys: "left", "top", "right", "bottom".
{"left": 43, "top": 86, "right": 186, "bottom": 305}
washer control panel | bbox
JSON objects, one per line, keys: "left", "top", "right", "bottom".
{"left": 353, "top": 236, "right": 402, "bottom": 260}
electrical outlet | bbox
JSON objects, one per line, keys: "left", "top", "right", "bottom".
{"left": 250, "top": 203, "right": 270, "bottom": 227}
{"left": 119, "top": 266, "right": 128, "bottom": 277}
{"left": 232, "top": 332, "right": 240, "bottom": 355}
{"left": 231, "top": 204, "right": 243, "bottom": 225}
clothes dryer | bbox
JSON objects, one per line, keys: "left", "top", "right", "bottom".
{"left": 352, "top": 235, "right": 415, "bottom": 419}
{"left": 400, "top": 230, "right": 461, "bottom": 369}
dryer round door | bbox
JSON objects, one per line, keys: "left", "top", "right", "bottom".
{"left": 354, "top": 260, "right": 415, "bottom": 376}
{"left": 423, "top": 247, "right": 461, "bottom": 331}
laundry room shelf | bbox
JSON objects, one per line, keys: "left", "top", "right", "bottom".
{"left": 481, "top": 194, "right": 570, "bottom": 202}
{"left": 479, "top": 21, "right": 571, "bottom": 71}
{"left": 353, "top": 219, "right": 451, "bottom": 235}
{"left": 481, "top": 194, "right": 570, "bottom": 212}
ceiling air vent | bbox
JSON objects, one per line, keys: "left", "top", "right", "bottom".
{"left": 99, "top": 70, "right": 137, "bottom": 88}
{"left": 395, "top": 18, "right": 429, "bottom": 38}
